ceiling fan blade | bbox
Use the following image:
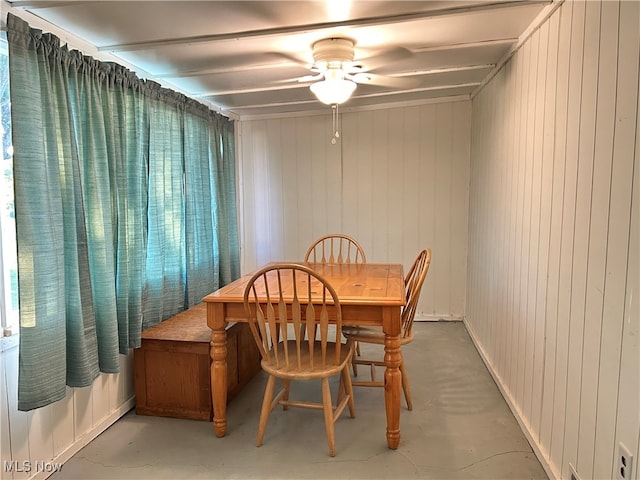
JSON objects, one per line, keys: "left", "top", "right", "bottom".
{"left": 297, "top": 73, "right": 324, "bottom": 83}
{"left": 269, "top": 72, "right": 323, "bottom": 85}
{"left": 351, "top": 72, "right": 420, "bottom": 89}
{"left": 357, "top": 47, "right": 413, "bottom": 71}
{"left": 267, "top": 51, "right": 312, "bottom": 68}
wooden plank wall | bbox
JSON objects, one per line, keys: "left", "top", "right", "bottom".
{"left": 0, "top": 344, "right": 135, "bottom": 480}
{"left": 466, "top": 1, "right": 639, "bottom": 479}
{"left": 238, "top": 101, "right": 471, "bottom": 320}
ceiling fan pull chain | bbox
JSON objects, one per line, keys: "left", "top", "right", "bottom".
{"left": 331, "top": 104, "right": 340, "bottom": 145}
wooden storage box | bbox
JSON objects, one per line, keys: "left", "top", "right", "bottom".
{"left": 134, "top": 302, "right": 261, "bottom": 421}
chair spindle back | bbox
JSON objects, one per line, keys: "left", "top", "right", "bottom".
{"left": 243, "top": 263, "right": 344, "bottom": 371}
{"left": 401, "top": 248, "right": 432, "bottom": 338}
{"left": 304, "top": 234, "right": 366, "bottom": 265}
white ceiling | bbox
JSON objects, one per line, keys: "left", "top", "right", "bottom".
{"left": 4, "top": 1, "right": 554, "bottom": 119}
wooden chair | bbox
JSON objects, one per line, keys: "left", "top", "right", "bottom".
{"left": 304, "top": 234, "right": 367, "bottom": 357}
{"left": 243, "top": 263, "right": 356, "bottom": 457}
{"left": 304, "top": 234, "right": 367, "bottom": 265}
{"left": 342, "top": 248, "right": 431, "bottom": 411}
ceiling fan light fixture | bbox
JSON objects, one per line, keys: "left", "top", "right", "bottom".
{"left": 310, "top": 77, "right": 357, "bottom": 105}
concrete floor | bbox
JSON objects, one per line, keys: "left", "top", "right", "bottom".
{"left": 51, "top": 322, "right": 548, "bottom": 480}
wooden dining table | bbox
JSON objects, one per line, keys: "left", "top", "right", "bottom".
{"left": 203, "top": 261, "right": 406, "bottom": 449}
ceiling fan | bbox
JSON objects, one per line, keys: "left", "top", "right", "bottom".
{"left": 287, "top": 37, "right": 418, "bottom": 105}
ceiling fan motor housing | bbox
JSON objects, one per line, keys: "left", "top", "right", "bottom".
{"left": 312, "top": 38, "right": 355, "bottom": 69}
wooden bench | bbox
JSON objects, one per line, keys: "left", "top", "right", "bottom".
{"left": 134, "top": 302, "right": 261, "bottom": 421}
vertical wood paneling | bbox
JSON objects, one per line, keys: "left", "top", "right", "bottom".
{"left": 434, "top": 103, "right": 454, "bottom": 315}
{"left": 295, "top": 117, "right": 314, "bottom": 252}
{"left": 602, "top": 1, "right": 640, "bottom": 478}
{"left": 509, "top": 46, "right": 524, "bottom": 398}
{"left": 498, "top": 46, "right": 511, "bottom": 396}
{"left": 370, "top": 109, "right": 390, "bottom": 260}
{"left": 494, "top": 66, "right": 508, "bottom": 384}
{"left": 355, "top": 110, "right": 375, "bottom": 245}
{"left": 578, "top": 2, "right": 620, "bottom": 478}
{"left": 521, "top": 32, "right": 538, "bottom": 421}
{"left": 386, "top": 109, "right": 406, "bottom": 261}
{"left": 535, "top": 11, "right": 559, "bottom": 445}
{"left": 263, "top": 119, "right": 280, "bottom": 261}
{"left": 450, "top": 102, "right": 471, "bottom": 316}
{"left": 308, "top": 116, "right": 326, "bottom": 237}
{"left": 5, "top": 345, "right": 29, "bottom": 480}
{"left": 238, "top": 120, "right": 259, "bottom": 267}
{"left": 1, "top": 350, "right": 12, "bottom": 480}
{"left": 562, "top": 0, "right": 597, "bottom": 476}
{"left": 617, "top": 41, "right": 639, "bottom": 475}
{"left": 528, "top": 30, "right": 544, "bottom": 423}
{"left": 403, "top": 107, "right": 421, "bottom": 269}
{"left": 517, "top": 36, "right": 533, "bottom": 414}
{"left": 574, "top": 1, "right": 611, "bottom": 477}
{"left": 281, "top": 117, "right": 301, "bottom": 257}
{"left": 28, "top": 407, "right": 54, "bottom": 469}
{"left": 238, "top": 101, "right": 471, "bottom": 320}
{"left": 91, "top": 377, "right": 110, "bottom": 426}
{"left": 341, "top": 110, "right": 359, "bottom": 238}
{"left": 74, "top": 389, "right": 93, "bottom": 439}
{"left": 418, "top": 105, "right": 437, "bottom": 313}
{"left": 552, "top": 0, "right": 583, "bottom": 470}
{"left": 467, "top": 1, "right": 639, "bottom": 479}
{"left": 50, "top": 390, "right": 74, "bottom": 457}
{"left": 468, "top": 88, "right": 480, "bottom": 340}
{"left": 540, "top": 4, "right": 569, "bottom": 454}
{"left": 532, "top": 0, "right": 560, "bottom": 442}
{"left": 1, "top": 344, "right": 134, "bottom": 480}
{"left": 530, "top": 19, "right": 549, "bottom": 437}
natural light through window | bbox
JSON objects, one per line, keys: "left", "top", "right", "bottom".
{"left": 0, "top": 32, "right": 18, "bottom": 343}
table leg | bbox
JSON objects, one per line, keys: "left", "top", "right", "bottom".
{"left": 208, "top": 303, "right": 228, "bottom": 437}
{"left": 384, "top": 332, "right": 402, "bottom": 449}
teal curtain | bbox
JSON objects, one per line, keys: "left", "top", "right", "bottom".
{"left": 7, "top": 14, "right": 239, "bottom": 411}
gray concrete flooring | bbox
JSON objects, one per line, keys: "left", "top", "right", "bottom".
{"left": 51, "top": 322, "right": 548, "bottom": 480}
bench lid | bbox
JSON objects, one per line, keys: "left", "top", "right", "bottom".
{"left": 141, "top": 303, "right": 211, "bottom": 342}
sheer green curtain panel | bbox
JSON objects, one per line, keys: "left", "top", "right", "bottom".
{"left": 7, "top": 13, "right": 239, "bottom": 411}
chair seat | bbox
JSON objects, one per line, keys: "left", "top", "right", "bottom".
{"left": 342, "top": 326, "right": 414, "bottom": 346}
{"left": 342, "top": 248, "right": 431, "bottom": 413}
{"left": 262, "top": 340, "right": 354, "bottom": 379}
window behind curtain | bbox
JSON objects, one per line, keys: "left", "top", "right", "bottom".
{"left": 0, "top": 32, "right": 18, "bottom": 346}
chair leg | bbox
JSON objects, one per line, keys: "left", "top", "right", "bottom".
{"left": 337, "top": 371, "right": 345, "bottom": 404}
{"left": 342, "top": 365, "right": 356, "bottom": 418}
{"left": 257, "top": 375, "right": 276, "bottom": 447}
{"left": 346, "top": 338, "right": 358, "bottom": 377}
{"left": 282, "top": 379, "right": 291, "bottom": 410}
{"left": 321, "top": 377, "right": 336, "bottom": 457}
{"left": 399, "top": 357, "right": 413, "bottom": 411}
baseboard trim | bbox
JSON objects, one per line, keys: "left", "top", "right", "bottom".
{"left": 31, "top": 396, "right": 136, "bottom": 480}
{"left": 415, "top": 314, "right": 463, "bottom": 322}
{"left": 463, "top": 319, "right": 559, "bottom": 480}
